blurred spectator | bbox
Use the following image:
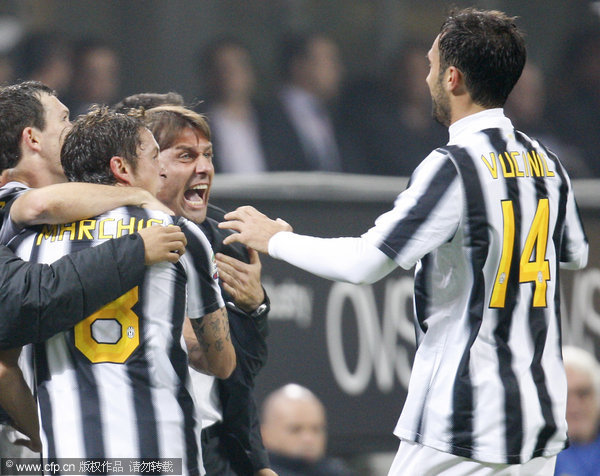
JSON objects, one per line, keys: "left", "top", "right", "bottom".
{"left": 199, "top": 37, "right": 268, "bottom": 174}
{"left": 548, "top": 29, "right": 600, "bottom": 177}
{"left": 555, "top": 346, "right": 600, "bottom": 476}
{"left": 339, "top": 41, "right": 446, "bottom": 177}
{"left": 11, "top": 31, "right": 73, "bottom": 96}
{"left": 0, "top": 16, "right": 23, "bottom": 85}
{"left": 261, "top": 383, "right": 355, "bottom": 476}
{"left": 504, "top": 61, "right": 590, "bottom": 178}
{"left": 258, "top": 32, "right": 362, "bottom": 173}
{"left": 66, "top": 38, "right": 121, "bottom": 116}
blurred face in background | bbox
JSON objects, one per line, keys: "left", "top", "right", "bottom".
{"left": 297, "top": 36, "right": 343, "bottom": 102}
{"left": 212, "top": 43, "right": 256, "bottom": 102}
{"left": 261, "top": 394, "right": 327, "bottom": 462}
{"left": 78, "top": 47, "right": 120, "bottom": 104}
{"left": 566, "top": 365, "right": 600, "bottom": 443}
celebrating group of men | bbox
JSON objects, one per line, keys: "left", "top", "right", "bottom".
{"left": 0, "top": 7, "right": 591, "bottom": 476}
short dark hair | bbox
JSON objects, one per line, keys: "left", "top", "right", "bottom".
{"left": 112, "top": 92, "right": 185, "bottom": 114}
{"left": 0, "top": 81, "right": 55, "bottom": 171}
{"left": 438, "top": 8, "right": 526, "bottom": 107}
{"left": 61, "top": 106, "right": 144, "bottom": 184}
{"left": 144, "top": 105, "right": 211, "bottom": 151}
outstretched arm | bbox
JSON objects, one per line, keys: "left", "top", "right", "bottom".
{"left": 219, "top": 206, "right": 396, "bottom": 284}
{"left": 9, "top": 183, "right": 173, "bottom": 228}
{"left": 219, "top": 206, "right": 292, "bottom": 254}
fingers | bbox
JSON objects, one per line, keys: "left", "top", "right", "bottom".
{"left": 139, "top": 225, "right": 187, "bottom": 265}
{"left": 247, "top": 247, "right": 261, "bottom": 265}
{"left": 222, "top": 233, "right": 241, "bottom": 246}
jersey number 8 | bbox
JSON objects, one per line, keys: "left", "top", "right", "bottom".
{"left": 74, "top": 287, "right": 140, "bottom": 363}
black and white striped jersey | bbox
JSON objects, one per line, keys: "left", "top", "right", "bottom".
{"left": 362, "top": 109, "right": 588, "bottom": 464}
{"left": 5, "top": 205, "right": 224, "bottom": 475}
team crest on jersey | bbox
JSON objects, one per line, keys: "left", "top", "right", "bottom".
{"left": 211, "top": 252, "right": 219, "bottom": 280}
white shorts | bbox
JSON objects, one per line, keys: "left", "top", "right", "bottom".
{"left": 388, "top": 439, "right": 556, "bottom": 476}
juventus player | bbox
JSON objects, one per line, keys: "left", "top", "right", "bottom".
{"left": 220, "top": 8, "right": 588, "bottom": 475}
{"left": 3, "top": 108, "right": 234, "bottom": 475}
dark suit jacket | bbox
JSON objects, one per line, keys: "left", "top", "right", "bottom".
{"left": 199, "top": 204, "right": 271, "bottom": 474}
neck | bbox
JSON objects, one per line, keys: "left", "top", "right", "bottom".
{"left": 449, "top": 99, "right": 487, "bottom": 126}
{"left": 8, "top": 156, "right": 65, "bottom": 188}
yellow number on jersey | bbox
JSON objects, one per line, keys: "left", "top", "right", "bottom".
{"left": 74, "top": 287, "right": 140, "bottom": 363}
{"left": 490, "top": 198, "right": 550, "bottom": 308}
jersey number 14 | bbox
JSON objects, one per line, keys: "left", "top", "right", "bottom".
{"left": 490, "top": 198, "right": 550, "bottom": 308}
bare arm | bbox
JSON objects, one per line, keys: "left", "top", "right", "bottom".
{"left": 10, "top": 183, "right": 173, "bottom": 227}
{"left": 183, "top": 317, "right": 209, "bottom": 373}
{"left": 188, "top": 308, "right": 235, "bottom": 379}
{"left": 0, "top": 348, "right": 41, "bottom": 452}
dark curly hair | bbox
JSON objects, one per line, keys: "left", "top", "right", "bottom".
{"left": 61, "top": 106, "right": 145, "bottom": 184}
{"left": 438, "top": 8, "right": 526, "bottom": 108}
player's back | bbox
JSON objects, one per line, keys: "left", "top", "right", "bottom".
{"left": 394, "top": 111, "right": 588, "bottom": 464}
{"left": 8, "top": 206, "right": 222, "bottom": 474}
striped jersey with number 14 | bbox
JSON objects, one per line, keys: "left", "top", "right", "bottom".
{"left": 361, "top": 109, "right": 588, "bottom": 464}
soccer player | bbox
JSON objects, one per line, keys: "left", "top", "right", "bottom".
{"left": 220, "top": 8, "right": 588, "bottom": 474}
{"left": 4, "top": 108, "right": 234, "bottom": 474}
{"left": 0, "top": 80, "right": 188, "bottom": 455}
{"left": 0, "top": 80, "right": 185, "bottom": 349}
{"left": 142, "top": 103, "right": 275, "bottom": 476}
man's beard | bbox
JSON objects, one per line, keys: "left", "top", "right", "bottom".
{"left": 431, "top": 76, "right": 451, "bottom": 127}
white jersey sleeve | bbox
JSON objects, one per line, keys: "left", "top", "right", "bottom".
{"left": 178, "top": 218, "right": 225, "bottom": 318}
{"left": 558, "top": 171, "right": 588, "bottom": 269}
{"left": 362, "top": 151, "right": 463, "bottom": 269}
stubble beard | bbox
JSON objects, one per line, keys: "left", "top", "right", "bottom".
{"left": 431, "top": 75, "right": 451, "bottom": 128}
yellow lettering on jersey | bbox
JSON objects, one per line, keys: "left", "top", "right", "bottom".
{"left": 509, "top": 151, "right": 524, "bottom": 177}
{"left": 522, "top": 151, "right": 531, "bottom": 177}
{"left": 0, "top": 201, "right": 5, "bottom": 209}
{"left": 58, "top": 222, "right": 77, "bottom": 241}
{"left": 500, "top": 152, "right": 515, "bottom": 177}
{"left": 137, "top": 219, "right": 145, "bottom": 231}
{"left": 117, "top": 218, "right": 136, "bottom": 236}
{"left": 147, "top": 218, "right": 163, "bottom": 227}
{"left": 99, "top": 218, "right": 115, "bottom": 239}
{"left": 538, "top": 152, "right": 555, "bottom": 177}
{"left": 481, "top": 153, "right": 499, "bottom": 179}
{"left": 78, "top": 220, "right": 96, "bottom": 240}
{"left": 527, "top": 151, "right": 542, "bottom": 177}
{"left": 36, "top": 225, "right": 58, "bottom": 246}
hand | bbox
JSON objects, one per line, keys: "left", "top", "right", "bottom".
{"left": 255, "top": 470, "right": 278, "bottom": 476}
{"left": 138, "top": 190, "right": 175, "bottom": 215}
{"left": 216, "top": 248, "right": 264, "bottom": 312}
{"left": 138, "top": 225, "right": 187, "bottom": 264}
{"left": 13, "top": 433, "right": 42, "bottom": 453}
{"left": 219, "top": 206, "right": 293, "bottom": 254}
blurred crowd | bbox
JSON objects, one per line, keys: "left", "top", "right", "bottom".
{"left": 0, "top": 24, "right": 599, "bottom": 178}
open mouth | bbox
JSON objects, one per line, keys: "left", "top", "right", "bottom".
{"left": 183, "top": 184, "right": 208, "bottom": 207}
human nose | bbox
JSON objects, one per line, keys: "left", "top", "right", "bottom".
{"left": 195, "top": 157, "right": 213, "bottom": 174}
